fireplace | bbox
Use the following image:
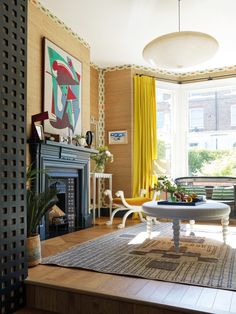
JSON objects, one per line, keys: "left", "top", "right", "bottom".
{"left": 46, "top": 171, "right": 81, "bottom": 238}
{"left": 30, "top": 141, "right": 96, "bottom": 239}
{"left": 49, "top": 176, "right": 78, "bottom": 230}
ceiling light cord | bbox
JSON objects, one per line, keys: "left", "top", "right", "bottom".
{"left": 178, "top": 0, "right": 181, "bottom": 32}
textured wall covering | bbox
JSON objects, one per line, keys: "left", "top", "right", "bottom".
{"left": 30, "top": 0, "right": 90, "bottom": 49}
{"left": 0, "top": 0, "right": 27, "bottom": 313}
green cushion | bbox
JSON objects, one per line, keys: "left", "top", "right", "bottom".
{"left": 212, "top": 187, "right": 234, "bottom": 200}
{"left": 178, "top": 185, "right": 206, "bottom": 196}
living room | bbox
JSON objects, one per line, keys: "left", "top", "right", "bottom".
{"left": 2, "top": 1, "right": 236, "bottom": 314}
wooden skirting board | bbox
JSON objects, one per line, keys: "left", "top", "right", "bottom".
{"left": 25, "top": 218, "right": 236, "bottom": 314}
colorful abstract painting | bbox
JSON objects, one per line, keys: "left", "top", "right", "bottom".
{"left": 44, "top": 38, "right": 82, "bottom": 136}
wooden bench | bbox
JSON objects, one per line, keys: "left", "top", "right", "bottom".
{"left": 175, "top": 176, "right": 236, "bottom": 218}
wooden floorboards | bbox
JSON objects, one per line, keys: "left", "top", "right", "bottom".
{"left": 25, "top": 218, "right": 236, "bottom": 314}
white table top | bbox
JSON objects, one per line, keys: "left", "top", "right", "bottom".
{"left": 142, "top": 200, "right": 231, "bottom": 220}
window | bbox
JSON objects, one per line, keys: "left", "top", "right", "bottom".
{"left": 187, "top": 85, "right": 236, "bottom": 176}
{"left": 155, "top": 88, "right": 173, "bottom": 176}
{"left": 189, "top": 108, "right": 204, "bottom": 130}
{"left": 157, "top": 111, "right": 164, "bottom": 129}
{"left": 189, "top": 142, "right": 198, "bottom": 147}
{"left": 231, "top": 105, "right": 236, "bottom": 126}
{"left": 156, "top": 78, "right": 236, "bottom": 178}
{"left": 156, "top": 92, "right": 171, "bottom": 103}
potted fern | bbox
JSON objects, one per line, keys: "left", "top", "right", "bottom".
{"left": 26, "top": 165, "right": 58, "bottom": 267}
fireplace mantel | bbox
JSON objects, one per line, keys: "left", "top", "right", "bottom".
{"left": 30, "top": 140, "right": 98, "bottom": 158}
{"left": 30, "top": 141, "right": 97, "bottom": 239}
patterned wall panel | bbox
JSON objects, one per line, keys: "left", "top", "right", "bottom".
{"left": 98, "top": 69, "right": 105, "bottom": 147}
{"left": 0, "top": 0, "right": 27, "bottom": 313}
{"left": 97, "top": 70, "right": 105, "bottom": 204}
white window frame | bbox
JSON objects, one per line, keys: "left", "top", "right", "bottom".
{"left": 156, "top": 77, "right": 236, "bottom": 178}
{"left": 156, "top": 81, "right": 187, "bottom": 179}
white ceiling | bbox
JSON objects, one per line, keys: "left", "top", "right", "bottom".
{"left": 40, "top": 0, "right": 236, "bottom": 73}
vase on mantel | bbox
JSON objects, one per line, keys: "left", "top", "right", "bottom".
{"left": 94, "top": 164, "right": 105, "bottom": 173}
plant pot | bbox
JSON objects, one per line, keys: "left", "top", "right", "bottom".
{"left": 27, "top": 234, "right": 41, "bottom": 267}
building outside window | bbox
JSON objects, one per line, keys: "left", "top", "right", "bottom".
{"left": 155, "top": 88, "right": 173, "bottom": 176}
{"left": 230, "top": 104, "right": 236, "bottom": 126}
{"left": 157, "top": 111, "right": 165, "bottom": 129}
{"left": 156, "top": 78, "right": 236, "bottom": 178}
{"left": 189, "top": 108, "right": 204, "bottom": 130}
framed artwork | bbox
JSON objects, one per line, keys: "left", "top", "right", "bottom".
{"left": 44, "top": 38, "right": 82, "bottom": 137}
{"left": 108, "top": 130, "right": 128, "bottom": 144}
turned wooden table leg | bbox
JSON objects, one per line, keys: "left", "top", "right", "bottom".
{"left": 189, "top": 219, "right": 195, "bottom": 235}
{"left": 221, "top": 215, "right": 229, "bottom": 244}
{"left": 172, "top": 219, "right": 180, "bottom": 253}
{"left": 146, "top": 216, "right": 152, "bottom": 239}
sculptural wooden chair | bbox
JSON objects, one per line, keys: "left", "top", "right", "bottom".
{"left": 104, "top": 189, "right": 159, "bottom": 229}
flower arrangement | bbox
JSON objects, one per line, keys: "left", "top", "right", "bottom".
{"left": 153, "top": 175, "right": 179, "bottom": 201}
{"left": 153, "top": 175, "right": 201, "bottom": 203}
{"left": 154, "top": 175, "right": 177, "bottom": 194}
{"left": 91, "top": 146, "right": 113, "bottom": 172}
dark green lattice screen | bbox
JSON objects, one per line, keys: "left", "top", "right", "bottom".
{"left": 0, "top": 0, "right": 28, "bottom": 313}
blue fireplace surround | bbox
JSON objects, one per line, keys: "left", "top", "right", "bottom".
{"left": 30, "top": 141, "right": 97, "bottom": 239}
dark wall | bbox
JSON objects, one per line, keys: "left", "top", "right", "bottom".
{"left": 0, "top": 0, "right": 28, "bottom": 313}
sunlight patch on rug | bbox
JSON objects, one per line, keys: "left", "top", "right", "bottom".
{"left": 41, "top": 222, "right": 236, "bottom": 291}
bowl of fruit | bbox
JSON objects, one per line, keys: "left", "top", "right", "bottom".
{"left": 157, "top": 190, "right": 206, "bottom": 206}
{"left": 174, "top": 191, "right": 200, "bottom": 203}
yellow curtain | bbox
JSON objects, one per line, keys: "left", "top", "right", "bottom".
{"left": 133, "top": 75, "right": 157, "bottom": 197}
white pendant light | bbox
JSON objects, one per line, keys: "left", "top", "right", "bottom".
{"left": 143, "top": 0, "right": 219, "bottom": 70}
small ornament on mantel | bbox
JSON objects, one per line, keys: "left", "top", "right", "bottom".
{"left": 86, "top": 131, "right": 93, "bottom": 148}
{"left": 73, "top": 134, "right": 87, "bottom": 146}
{"left": 31, "top": 111, "right": 49, "bottom": 142}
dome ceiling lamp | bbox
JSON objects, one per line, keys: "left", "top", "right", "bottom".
{"left": 142, "top": 0, "right": 219, "bottom": 70}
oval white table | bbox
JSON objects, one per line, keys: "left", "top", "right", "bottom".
{"left": 142, "top": 200, "right": 231, "bottom": 252}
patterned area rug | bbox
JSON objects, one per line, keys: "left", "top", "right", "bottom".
{"left": 41, "top": 222, "right": 236, "bottom": 290}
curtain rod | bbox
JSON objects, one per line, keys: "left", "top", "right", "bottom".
{"left": 135, "top": 74, "right": 179, "bottom": 84}
{"left": 179, "top": 73, "right": 236, "bottom": 84}
{"left": 135, "top": 72, "right": 236, "bottom": 84}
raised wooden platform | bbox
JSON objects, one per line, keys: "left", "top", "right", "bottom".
{"left": 14, "top": 308, "right": 54, "bottom": 314}
{"left": 25, "top": 218, "right": 236, "bottom": 314}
